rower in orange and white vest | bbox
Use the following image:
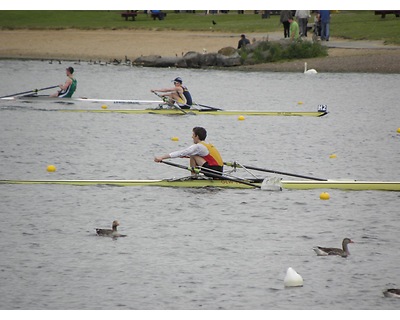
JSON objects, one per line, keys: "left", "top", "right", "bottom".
{"left": 154, "top": 126, "right": 223, "bottom": 176}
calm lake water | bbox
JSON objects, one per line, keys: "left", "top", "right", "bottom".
{"left": 0, "top": 59, "right": 399, "bottom": 310}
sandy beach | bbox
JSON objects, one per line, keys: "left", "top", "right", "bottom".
{"left": 1, "top": 29, "right": 400, "bottom": 73}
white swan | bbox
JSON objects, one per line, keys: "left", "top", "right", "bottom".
{"left": 304, "top": 62, "right": 317, "bottom": 74}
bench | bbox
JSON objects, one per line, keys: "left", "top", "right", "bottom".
{"left": 120, "top": 11, "right": 138, "bottom": 21}
{"left": 374, "top": 11, "right": 400, "bottom": 18}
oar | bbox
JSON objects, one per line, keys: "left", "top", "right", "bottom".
{"left": 0, "top": 85, "right": 59, "bottom": 99}
{"left": 151, "top": 91, "right": 194, "bottom": 115}
{"left": 160, "top": 160, "right": 261, "bottom": 188}
{"left": 193, "top": 102, "right": 223, "bottom": 111}
{"left": 224, "top": 162, "right": 328, "bottom": 181}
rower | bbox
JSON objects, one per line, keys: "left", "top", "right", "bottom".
{"left": 151, "top": 77, "right": 192, "bottom": 109}
{"left": 50, "top": 67, "right": 77, "bottom": 98}
{"left": 154, "top": 126, "right": 223, "bottom": 176}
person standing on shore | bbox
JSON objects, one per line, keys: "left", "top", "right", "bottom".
{"left": 295, "top": 10, "right": 310, "bottom": 37}
{"left": 280, "top": 10, "right": 293, "bottom": 38}
{"left": 50, "top": 66, "right": 77, "bottom": 98}
{"left": 288, "top": 17, "right": 300, "bottom": 41}
{"left": 318, "top": 10, "right": 331, "bottom": 41}
{"left": 237, "top": 34, "right": 250, "bottom": 49}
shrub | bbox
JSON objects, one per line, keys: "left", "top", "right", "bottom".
{"left": 239, "top": 40, "right": 328, "bottom": 64}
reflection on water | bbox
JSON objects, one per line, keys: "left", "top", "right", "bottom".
{"left": 0, "top": 60, "right": 400, "bottom": 309}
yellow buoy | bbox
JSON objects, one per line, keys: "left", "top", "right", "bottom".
{"left": 171, "top": 137, "right": 179, "bottom": 141}
{"left": 47, "top": 165, "right": 56, "bottom": 172}
{"left": 320, "top": 192, "right": 330, "bottom": 200}
{"left": 397, "top": 128, "right": 400, "bottom": 134}
{"left": 329, "top": 154, "right": 337, "bottom": 159}
{"left": 238, "top": 115, "right": 245, "bottom": 121}
{"left": 101, "top": 105, "right": 108, "bottom": 109}
{"left": 297, "top": 101, "right": 303, "bottom": 105}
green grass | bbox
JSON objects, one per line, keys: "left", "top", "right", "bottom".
{"left": 331, "top": 11, "right": 400, "bottom": 44}
{"left": 0, "top": 10, "right": 281, "bottom": 31}
{"left": 0, "top": 10, "right": 399, "bottom": 44}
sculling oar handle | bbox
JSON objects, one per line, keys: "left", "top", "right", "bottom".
{"left": 224, "top": 161, "right": 328, "bottom": 181}
{"left": 160, "top": 160, "right": 261, "bottom": 188}
{"left": 159, "top": 160, "right": 199, "bottom": 173}
{"left": 151, "top": 91, "right": 193, "bottom": 115}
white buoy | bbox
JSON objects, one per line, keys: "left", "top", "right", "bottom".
{"left": 284, "top": 267, "right": 304, "bottom": 287}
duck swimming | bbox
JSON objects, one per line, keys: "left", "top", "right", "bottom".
{"left": 313, "top": 238, "right": 354, "bottom": 257}
{"left": 383, "top": 289, "right": 400, "bottom": 298}
{"left": 96, "top": 220, "right": 126, "bottom": 238}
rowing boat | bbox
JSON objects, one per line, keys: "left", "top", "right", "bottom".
{"left": 58, "top": 109, "right": 328, "bottom": 117}
{"left": 0, "top": 96, "right": 161, "bottom": 105}
{"left": 1, "top": 96, "right": 328, "bottom": 117}
{"left": 282, "top": 180, "right": 400, "bottom": 191}
{"left": 0, "top": 177, "right": 398, "bottom": 191}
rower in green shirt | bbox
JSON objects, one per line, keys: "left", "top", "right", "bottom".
{"left": 50, "top": 66, "right": 77, "bottom": 98}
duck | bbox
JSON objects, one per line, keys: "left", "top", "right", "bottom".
{"left": 313, "top": 238, "right": 354, "bottom": 257}
{"left": 304, "top": 62, "right": 318, "bottom": 74}
{"left": 95, "top": 220, "right": 126, "bottom": 238}
{"left": 383, "top": 289, "right": 400, "bottom": 298}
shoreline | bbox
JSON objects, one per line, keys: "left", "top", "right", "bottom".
{"left": 1, "top": 29, "right": 400, "bottom": 73}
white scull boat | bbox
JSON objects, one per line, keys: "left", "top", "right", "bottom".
{"left": 1, "top": 95, "right": 161, "bottom": 105}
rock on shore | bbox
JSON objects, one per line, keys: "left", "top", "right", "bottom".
{"left": 133, "top": 47, "right": 241, "bottom": 68}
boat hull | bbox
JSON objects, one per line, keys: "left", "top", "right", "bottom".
{"left": 1, "top": 96, "right": 161, "bottom": 105}
{"left": 0, "top": 179, "right": 399, "bottom": 191}
{"left": 2, "top": 96, "right": 328, "bottom": 116}
{"left": 0, "top": 178, "right": 258, "bottom": 188}
{"left": 281, "top": 180, "right": 400, "bottom": 191}
{"left": 59, "top": 109, "right": 328, "bottom": 117}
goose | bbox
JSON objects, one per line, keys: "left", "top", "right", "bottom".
{"left": 95, "top": 220, "right": 126, "bottom": 238}
{"left": 313, "top": 238, "right": 354, "bottom": 257}
{"left": 124, "top": 55, "right": 132, "bottom": 66}
{"left": 383, "top": 289, "right": 400, "bottom": 298}
{"left": 304, "top": 62, "right": 318, "bottom": 74}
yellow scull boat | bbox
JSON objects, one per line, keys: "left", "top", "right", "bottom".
{"left": 58, "top": 109, "right": 328, "bottom": 117}
{"left": 0, "top": 178, "right": 399, "bottom": 191}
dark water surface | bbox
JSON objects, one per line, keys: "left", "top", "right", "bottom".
{"left": 0, "top": 60, "right": 399, "bottom": 309}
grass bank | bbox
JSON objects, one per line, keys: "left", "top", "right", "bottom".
{"left": 0, "top": 10, "right": 399, "bottom": 44}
